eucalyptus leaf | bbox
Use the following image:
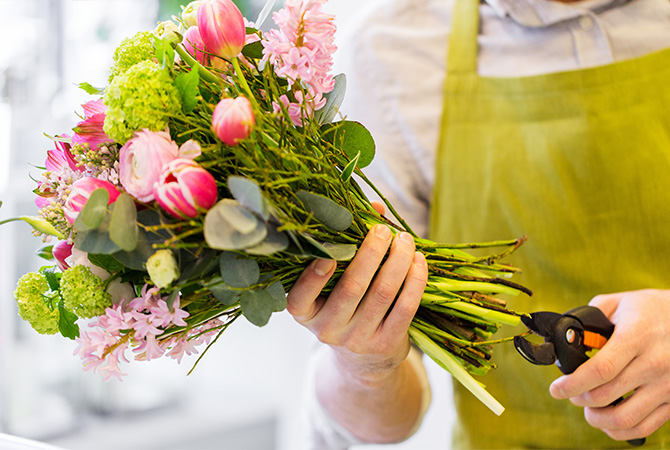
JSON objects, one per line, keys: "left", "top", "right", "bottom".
{"left": 87, "top": 253, "right": 126, "bottom": 273}
{"left": 178, "top": 249, "right": 219, "bottom": 283}
{"left": 340, "top": 151, "right": 360, "bottom": 183}
{"left": 321, "top": 120, "right": 376, "bottom": 168}
{"left": 296, "top": 190, "right": 352, "bottom": 231}
{"left": 260, "top": 275, "right": 286, "bottom": 312}
{"left": 109, "top": 193, "right": 138, "bottom": 252}
{"left": 245, "top": 223, "right": 289, "bottom": 255}
{"left": 75, "top": 212, "right": 122, "bottom": 255}
{"left": 228, "top": 176, "right": 269, "bottom": 221}
{"left": 112, "top": 209, "right": 170, "bottom": 270}
{"left": 74, "top": 188, "right": 109, "bottom": 231}
{"left": 239, "top": 290, "right": 274, "bottom": 327}
{"left": 219, "top": 252, "right": 260, "bottom": 288}
{"left": 209, "top": 281, "right": 240, "bottom": 306}
{"left": 315, "top": 73, "right": 346, "bottom": 125}
{"left": 302, "top": 234, "right": 357, "bottom": 261}
{"left": 204, "top": 199, "right": 267, "bottom": 250}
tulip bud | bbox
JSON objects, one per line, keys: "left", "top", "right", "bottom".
{"left": 182, "top": 26, "right": 207, "bottom": 65}
{"left": 63, "top": 178, "right": 121, "bottom": 225}
{"left": 181, "top": 1, "right": 203, "bottom": 28}
{"left": 153, "top": 159, "right": 218, "bottom": 219}
{"left": 197, "top": 0, "right": 245, "bottom": 60}
{"left": 212, "top": 97, "right": 255, "bottom": 146}
{"left": 53, "top": 240, "right": 74, "bottom": 271}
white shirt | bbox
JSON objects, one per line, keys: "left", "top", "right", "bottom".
{"left": 307, "top": 0, "right": 670, "bottom": 447}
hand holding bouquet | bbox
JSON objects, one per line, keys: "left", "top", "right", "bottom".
{"left": 1, "top": 0, "right": 531, "bottom": 415}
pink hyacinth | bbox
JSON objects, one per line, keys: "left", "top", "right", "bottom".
{"left": 153, "top": 158, "right": 218, "bottom": 219}
{"left": 197, "top": 0, "right": 246, "bottom": 60}
{"left": 212, "top": 96, "right": 255, "bottom": 145}
{"left": 63, "top": 177, "right": 121, "bottom": 225}
{"left": 261, "top": 0, "right": 336, "bottom": 124}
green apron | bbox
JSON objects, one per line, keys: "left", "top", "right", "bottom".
{"left": 432, "top": 0, "right": 670, "bottom": 448}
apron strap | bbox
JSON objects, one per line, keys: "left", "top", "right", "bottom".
{"left": 447, "top": 0, "right": 481, "bottom": 75}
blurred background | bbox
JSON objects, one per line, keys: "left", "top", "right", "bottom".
{"left": 0, "top": 0, "right": 452, "bottom": 448}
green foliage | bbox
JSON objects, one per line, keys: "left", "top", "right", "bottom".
{"left": 108, "top": 31, "right": 156, "bottom": 83}
{"left": 175, "top": 66, "right": 200, "bottom": 113}
{"left": 109, "top": 193, "right": 139, "bottom": 252}
{"left": 103, "top": 60, "right": 182, "bottom": 144}
{"left": 295, "top": 190, "right": 353, "bottom": 231}
{"left": 74, "top": 188, "right": 109, "bottom": 231}
{"left": 58, "top": 301, "right": 80, "bottom": 340}
{"left": 321, "top": 120, "right": 376, "bottom": 168}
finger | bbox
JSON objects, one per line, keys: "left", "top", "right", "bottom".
{"left": 286, "top": 258, "right": 336, "bottom": 323}
{"left": 371, "top": 201, "right": 386, "bottom": 216}
{"left": 316, "top": 224, "right": 393, "bottom": 328}
{"left": 569, "top": 356, "right": 648, "bottom": 408}
{"left": 550, "top": 334, "right": 636, "bottom": 399}
{"left": 583, "top": 386, "right": 659, "bottom": 432}
{"left": 352, "top": 232, "right": 416, "bottom": 334}
{"left": 382, "top": 251, "right": 427, "bottom": 336}
{"left": 600, "top": 402, "right": 670, "bottom": 442}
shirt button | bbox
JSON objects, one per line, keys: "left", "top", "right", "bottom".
{"left": 578, "top": 15, "right": 595, "bottom": 31}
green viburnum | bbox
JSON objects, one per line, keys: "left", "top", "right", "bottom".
{"left": 108, "top": 31, "right": 155, "bottom": 83}
{"left": 14, "top": 272, "right": 59, "bottom": 335}
{"left": 60, "top": 265, "right": 112, "bottom": 319}
{"left": 103, "top": 60, "right": 182, "bottom": 144}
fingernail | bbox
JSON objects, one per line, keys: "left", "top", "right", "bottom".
{"left": 414, "top": 251, "right": 426, "bottom": 267}
{"left": 374, "top": 224, "right": 391, "bottom": 240}
{"left": 313, "top": 258, "right": 335, "bottom": 276}
{"left": 398, "top": 232, "right": 414, "bottom": 244}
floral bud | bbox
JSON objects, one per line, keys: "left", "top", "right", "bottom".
{"left": 181, "top": 1, "right": 203, "bottom": 27}
{"left": 212, "top": 96, "right": 255, "bottom": 145}
{"left": 63, "top": 178, "right": 121, "bottom": 225}
{"left": 146, "top": 249, "right": 180, "bottom": 289}
{"left": 53, "top": 240, "right": 73, "bottom": 271}
{"left": 197, "top": 0, "right": 245, "bottom": 60}
{"left": 153, "top": 159, "right": 218, "bottom": 219}
{"left": 153, "top": 20, "right": 182, "bottom": 45}
{"left": 182, "top": 26, "right": 207, "bottom": 64}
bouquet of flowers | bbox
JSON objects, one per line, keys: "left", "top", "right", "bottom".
{"left": 0, "top": 0, "right": 531, "bottom": 415}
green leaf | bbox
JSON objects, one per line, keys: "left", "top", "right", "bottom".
{"left": 87, "top": 253, "right": 126, "bottom": 273}
{"left": 242, "top": 40, "right": 264, "bottom": 60}
{"left": 178, "top": 249, "right": 219, "bottom": 284}
{"left": 77, "top": 82, "right": 105, "bottom": 95}
{"left": 219, "top": 252, "right": 260, "bottom": 288}
{"left": 239, "top": 290, "right": 274, "bottom": 327}
{"left": 40, "top": 266, "right": 61, "bottom": 291}
{"left": 112, "top": 211, "right": 169, "bottom": 271}
{"left": 175, "top": 66, "right": 200, "bottom": 113}
{"left": 295, "top": 190, "right": 353, "bottom": 231}
{"left": 204, "top": 199, "right": 267, "bottom": 250}
{"left": 245, "top": 223, "right": 289, "bottom": 255}
{"left": 321, "top": 120, "right": 376, "bottom": 168}
{"left": 74, "top": 188, "right": 109, "bottom": 231}
{"left": 260, "top": 274, "right": 286, "bottom": 312}
{"left": 302, "top": 234, "right": 357, "bottom": 261}
{"left": 208, "top": 278, "right": 240, "bottom": 306}
{"left": 153, "top": 36, "right": 175, "bottom": 70}
{"left": 340, "top": 151, "right": 360, "bottom": 183}
{"left": 74, "top": 211, "right": 121, "bottom": 255}
{"left": 228, "top": 176, "right": 269, "bottom": 221}
{"left": 109, "top": 193, "right": 138, "bottom": 252}
{"left": 36, "top": 245, "right": 54, "bottom": 261}
{"left": 315, "top": 73, "right": 346, "bottom": 125}
{"left": 58, "top": 301, "right": 80, "bottom": 340}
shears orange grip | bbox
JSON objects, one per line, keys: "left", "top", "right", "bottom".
{"left": 583, "top": 330, "right": 608, "bottom": 350}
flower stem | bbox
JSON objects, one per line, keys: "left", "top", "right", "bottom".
{"left": 174, "top": 45, "right": 222, "bottom": 85}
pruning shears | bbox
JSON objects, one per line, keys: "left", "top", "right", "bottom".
{"left": 513, "top": 305, "right": 646, "bottom": 447}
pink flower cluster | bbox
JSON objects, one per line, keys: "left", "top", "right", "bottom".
{"left": 74, "top": 285, "right": 223, "bottom": 381}
{"left": 261, "top": 0, "right": 337, "bottom": 125}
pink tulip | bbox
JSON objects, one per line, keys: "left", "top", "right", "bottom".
{"left": 197, "top": 0, "right": 246, "bottom": 60}
{"left": 118, "top": 130, "right": 181, "bottom": 203}
{"left": 53, "top": 240, "right": 74, "bottom": 271}
{"left": 182, "top": 26, "right": 207, "bottom": 65}
{"left": 153, "top": 159, "right": 218, "bottom": 219}
{"left": 72, "top": 100, "right": 111, "bottom": 150}
{"left": 212, "top": 97, "right": 255, "bottom": 145}
{"left": 63, "top": 177, "right": 121, "bottom": 225}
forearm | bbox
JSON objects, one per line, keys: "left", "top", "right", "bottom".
{"left": 315, "top": 345, "right": 430, "bottom": 444}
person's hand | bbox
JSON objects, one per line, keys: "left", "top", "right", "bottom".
{"left": 286, "top": 205, "right": 428, "bottom": 383}
{"left": 549, "top": 289, "right": 670, "bottom": 442}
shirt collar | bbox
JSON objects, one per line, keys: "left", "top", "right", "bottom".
{"left": 486, "top": 0, "right": 629, "bottom": 28}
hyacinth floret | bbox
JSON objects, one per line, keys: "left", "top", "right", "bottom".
{"left": 60, "top": 265, "right": 112, "bottom": 319}
{"left": 14, "top": 272, "right": 60, "bottom": 335}
{"left": 103, "top": 60, "right": 182, "bottom": 144}
{"left": 108, "top": 31, "right": 156, "bottom": 83}
{"left": 73, "top": 285, "right": 219, "bottom": 380}
{"left": 261, "top": 0, "right": 336, "bottom": 125}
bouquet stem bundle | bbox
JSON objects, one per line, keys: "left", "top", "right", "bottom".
{"left": 2, "top": 0, "right": 531, "bottom": 414}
